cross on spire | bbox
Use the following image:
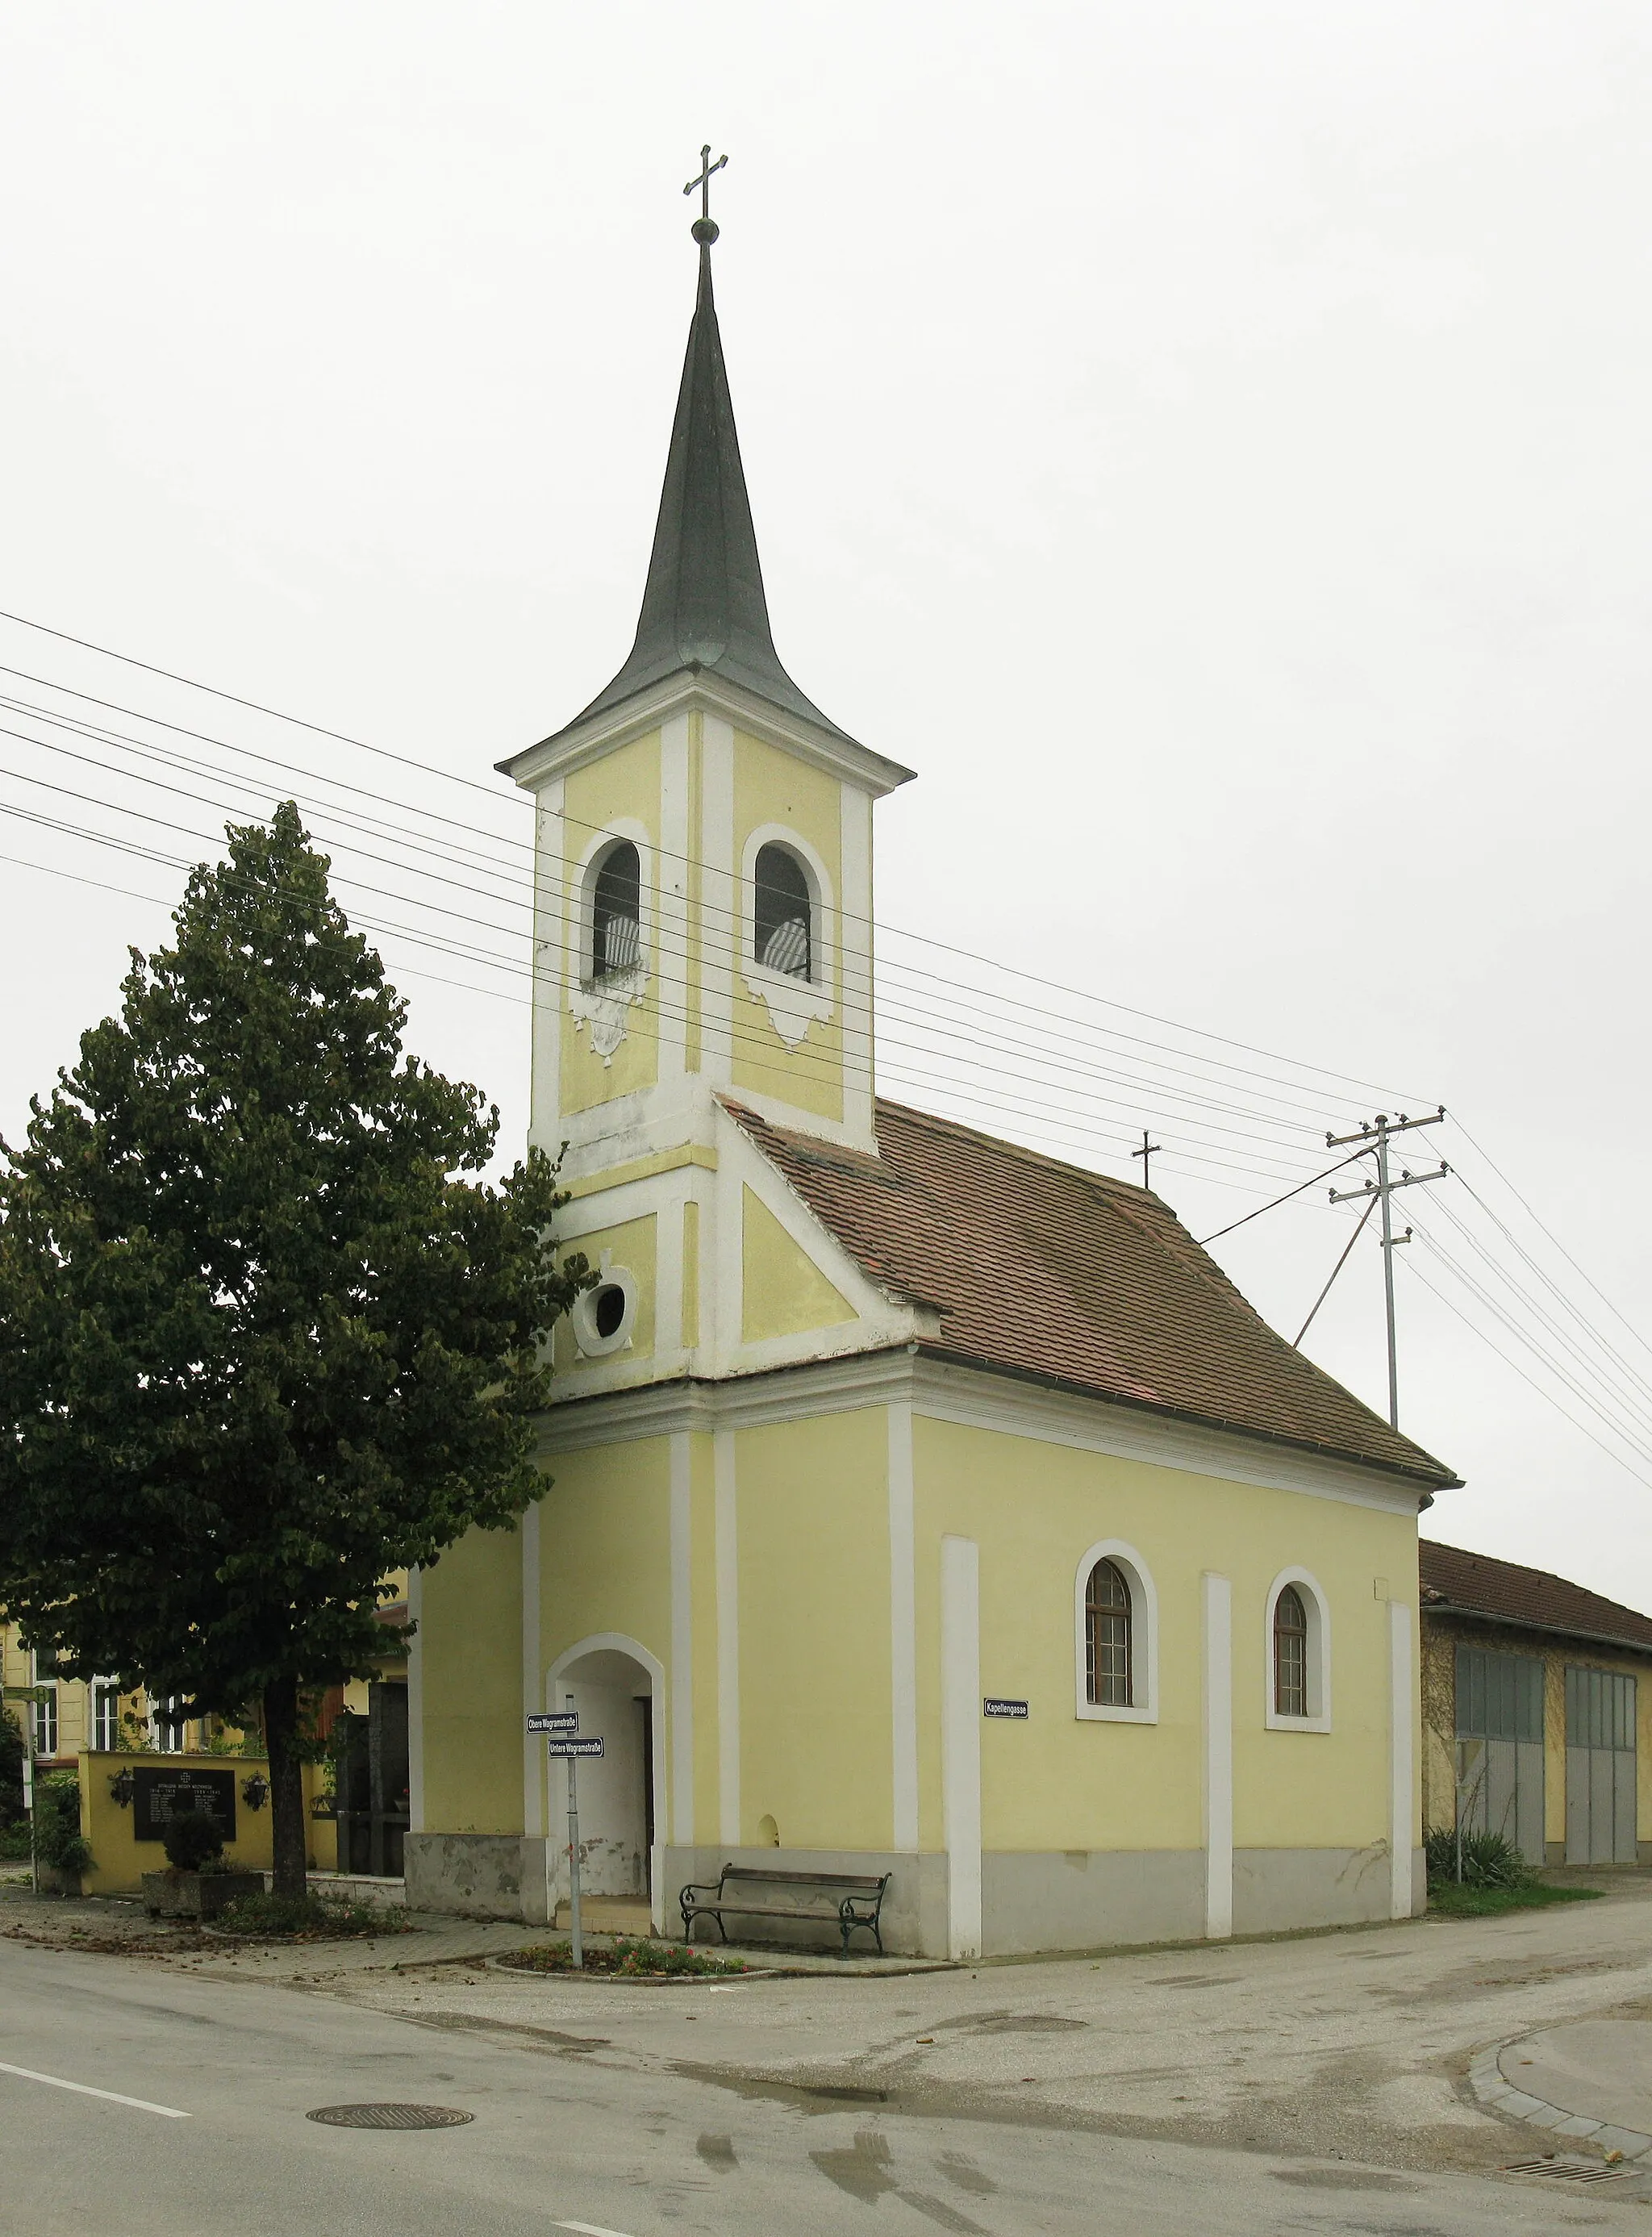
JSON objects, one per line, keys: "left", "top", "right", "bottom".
{"left": 684, "top": 144, "right": 728, "bottom": 243}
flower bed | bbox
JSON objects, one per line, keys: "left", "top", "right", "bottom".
{"left": 497, "top": 1936, "right": 748, "bottom": 1978}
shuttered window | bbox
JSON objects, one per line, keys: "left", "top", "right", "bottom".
{"left": 1454, "top": 1646, "right": 1543, "bottom": 1742}
{"left": 1567, "top": 1667, "right": 1636, "bottom": 1751}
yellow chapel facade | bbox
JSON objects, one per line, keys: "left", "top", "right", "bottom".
{"left": 408, "top": 218, "right": 1457, "bottom": 1957}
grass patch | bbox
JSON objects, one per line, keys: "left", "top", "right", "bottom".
{"left": 499, "top": 1935, "right": 748, "bottom": 1977}
{"left": 1427, "top": 1879, "right": 1604, "bottom": 1918}
{"left": 215, "top": 1889, "right": 413, "bottom": 1939}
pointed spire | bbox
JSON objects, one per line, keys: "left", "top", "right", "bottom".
{"left": 553, "top": 179, "right": 855, "bottom": 748}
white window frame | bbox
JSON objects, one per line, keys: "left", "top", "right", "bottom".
{"left": 1264, "top": 1566, "right": 1332, "bottom": 1732}
{"left": 566, "top": 820, "right": 655, "bottom": 1065}
{"left": 92, "top": 1680, "right": 122, "bottom": 1753}
{"left": 1073, "top": 1539, "right": 1158, "bottom": 1725}
{"left": 569, "top": 1259, "right": 639, "bottom": 1359}
{"left": 739, "top": 824, "right": 836, "bottom": 1049}
{"left": 151, "top": 1694, "right": 188, "bottom": 1754}
{"left": 31, "top": 1680, "right": 59, "bottom": 1761}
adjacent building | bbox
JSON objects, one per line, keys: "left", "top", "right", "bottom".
{"left": 1420, "top": 1539, "right": 1652, "bottom": 1868}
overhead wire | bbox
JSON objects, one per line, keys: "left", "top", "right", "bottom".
{"left": 0, "top": 682, "right": 1390, "bottom": 1137}
{"left": 10, "top": 616, "right": 1651, "bottom": 1473}
{"left": 0, "top": 799, "right": 1325, "bottom": 1190}
{"left": 0, "top": 740, "right": 1345, "bottom": 1179}
{"left": 0, "top": 607, "right": 1434, "bottom": 1108}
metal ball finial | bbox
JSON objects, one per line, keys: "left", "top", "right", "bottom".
{"left": 691, "top": 216, "right": 720, "bottom": 246}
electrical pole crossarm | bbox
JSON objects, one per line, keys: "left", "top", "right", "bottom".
{"left": 1325, "top": 1106, "right": 1445, "bottom": 1150}
{"left": 1322, "top": 1107, "right": 1448, "bottom": 1434}
{"left": 1328, "top": 1162, "right": 1449, "bottom": 1205}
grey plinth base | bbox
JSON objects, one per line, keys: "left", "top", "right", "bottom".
{"left": 403, "top": 1834, "right": 552, "bottom": 1922}
{"left": 401, "top": 1835, "right": 1425, "bottom": 1948}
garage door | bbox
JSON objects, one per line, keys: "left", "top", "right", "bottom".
{"left": 1566, "top": 1667, "right": 1637, "bottom": 1866}
{"left": 1454, "top": 1645, "right": 1545, "bottom": 1870}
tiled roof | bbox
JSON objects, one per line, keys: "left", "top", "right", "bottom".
{"left": 1420, "top": 1539, "right": 1652, "bottom": 1653}
{"left": 724, "top": 1096, "right": 1456, "bottom": 1488}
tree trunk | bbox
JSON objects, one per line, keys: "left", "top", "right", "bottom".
{"left": 262, "top": 1675, "right": 307, "bottom": 1901}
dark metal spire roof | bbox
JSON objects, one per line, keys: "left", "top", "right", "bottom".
{"left": 549, "top": 226, "right": 857, "bottom": 749}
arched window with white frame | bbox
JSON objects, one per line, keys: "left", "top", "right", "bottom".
{"left": 1265, "top": 1568, "right": 1332, "bottom": 1731}
{"left": 753, "top": 842, "right": 812, "bottom": 979}
{"left": 1074, "top": 1541, "right": 1158, "bottom": 1723}
{"left": 588, "top": 839, "right": 641, "bottom": 983}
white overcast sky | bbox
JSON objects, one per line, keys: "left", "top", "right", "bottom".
{"left": 3, "top": 2, "right": 1650, "bottom": 1602}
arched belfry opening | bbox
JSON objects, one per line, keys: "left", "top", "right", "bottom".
{"left": 754, "top": 842, "right": 811, "bottom": 978}
{"left": 546, "top": 1638, "right": 663, "bottom": 1918}
{"left": 590, "top": 841, "right": 641, "bottom": 982}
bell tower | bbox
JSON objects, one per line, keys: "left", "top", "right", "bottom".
{"left": 500, "top": 160, "right": 914, "bottom": 1183}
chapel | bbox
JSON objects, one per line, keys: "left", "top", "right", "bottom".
{"left": 407, "top": 189, "right": 1458, "bottom": 1957}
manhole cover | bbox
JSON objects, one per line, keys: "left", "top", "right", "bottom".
{"left": 1503, "top": 2158, "right": 1637, "bottom": 2185}
{"left": 307, "top": 2104, "right": 474, "bottom": 2131}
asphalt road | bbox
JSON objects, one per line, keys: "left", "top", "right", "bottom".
{"left": 0, "top": 1939, "right": 1629, "bottom": 2236}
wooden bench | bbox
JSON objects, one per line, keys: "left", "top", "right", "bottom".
{"left": 679, "top": 1863, "right": 892, "bottom": 1956}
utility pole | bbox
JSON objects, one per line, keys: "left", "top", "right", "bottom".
{"left": 1326, "top": 1109, "right": 1449, "bottom": 1431}
{"left": 1131, "top": 1131, "right": 1162, "bottom": 1190}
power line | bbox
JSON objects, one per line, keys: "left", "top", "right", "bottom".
{"left": 0, "top": 801, "right": 1330, "bottom": 1191}
{"left": 1397, "top": 1248, "right": 1652, "bottom": 1495}
{"left": 0, "top": 749, "right": 1341, "bottom": 1181}
{"left": 0, "top": 680, "right": 1401, "bottom": 1137}
{"left": 0, "top": 608, "right": 1435, "bottom": 1109}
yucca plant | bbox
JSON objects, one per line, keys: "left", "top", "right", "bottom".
{"left": 1426, "top": 1824, "right": 1531, "bottom": 1889}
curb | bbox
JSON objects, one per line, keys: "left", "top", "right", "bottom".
{"left": 1469, "top": 2039, "right": 1652, "bottom": 2160}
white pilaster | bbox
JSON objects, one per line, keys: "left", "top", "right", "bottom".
{"left": 528, "top": 779, "right": 566, "bottom": 1150}
{"left": 715, "top": 1429, "right": 740, "bottom": 1846}
{"left": 406, "top": 1567, "right": 424, "bottom": 1834}
{"left": 1202, "top": 1571, "right": 1233, "bottom": 1940}
{"left": 1389, "top": 1598, "right": 1415, "bottom": 1919}
{"left": 657, "top": 714, "right": 690, "bottom": 1083}
{"left": 840, "top": 784, "right": 874, "bottom": 1141}
{"left": 670, "top": 1432, "right": 694, "bottom": 1846}
{"left": 941, "top": 1534, "right": 982, "bottom": 1960}
{"left": 699, "top": 716, "right": 735, "bottom": 1086}
{"left": 888, "top": 1403, "right": 919, "bottom": 1851}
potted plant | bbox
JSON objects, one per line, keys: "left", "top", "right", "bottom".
{"left": 141, "top": 1807, "right": 262, "bottom": 1920}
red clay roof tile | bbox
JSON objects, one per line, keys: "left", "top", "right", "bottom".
{"left": 1420, "top": 1539, "right": 1652, "bottom": 1651}
{"left": 724, "top": 1096, "right": 1455, "bottom": 1488}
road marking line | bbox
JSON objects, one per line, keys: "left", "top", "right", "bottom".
{"left": 555, "top": 2222, "right": 638, "bottom": 2237}
{"left": 0, "top": 2060, "right": 190, "bottom": 2118}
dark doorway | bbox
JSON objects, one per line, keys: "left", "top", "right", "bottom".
{"left": 335, "top": 1680, "right": 410, "bottom": 1878}
{"left": 637, "top": 1694, "right": 654, "bottom": 1880}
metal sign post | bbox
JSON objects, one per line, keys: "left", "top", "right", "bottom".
{"left": 527, "top": 1707, "right": 604, "bottom": 1968}
{"left": 565, "top": 1696, "right": 582, "bottom": 1969}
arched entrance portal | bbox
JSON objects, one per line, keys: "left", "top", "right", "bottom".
{"left": 545, "top": 1634, "right": 665, "bottom": 1931}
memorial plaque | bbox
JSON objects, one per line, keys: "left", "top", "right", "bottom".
{"left": 132, "top": 1764, "right": 238, "bottom": 1843}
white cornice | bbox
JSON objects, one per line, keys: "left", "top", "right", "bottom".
{"left": 502, "top": 671, "right": 916, "bottom": 800}
{"left": 533, "top": 1348, "right": 1433, "bottom": 1516}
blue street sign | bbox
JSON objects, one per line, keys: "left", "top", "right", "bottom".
{"left": 982, "top": 1697, "right": 1029, "bottom": 1719}
{"left": 544, "top": 1737, "right": 604, "bottom": 1759}
{"left": 527, "top": 1711, "right": 579, "bottom": 1734}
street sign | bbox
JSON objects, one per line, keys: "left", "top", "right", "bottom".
{"left": 982, "top": 1697, "right": 1028, "bottom": 1719}
{"left": 527, "top": 1711, "right": 579, "bottom": 1734}
{"left": 544, "top": 1737, "right": 604, "bottom": 1759}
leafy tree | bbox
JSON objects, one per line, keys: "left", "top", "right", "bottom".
{"left": 0, "top": 804, "right": 586, "bottom": 1894}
